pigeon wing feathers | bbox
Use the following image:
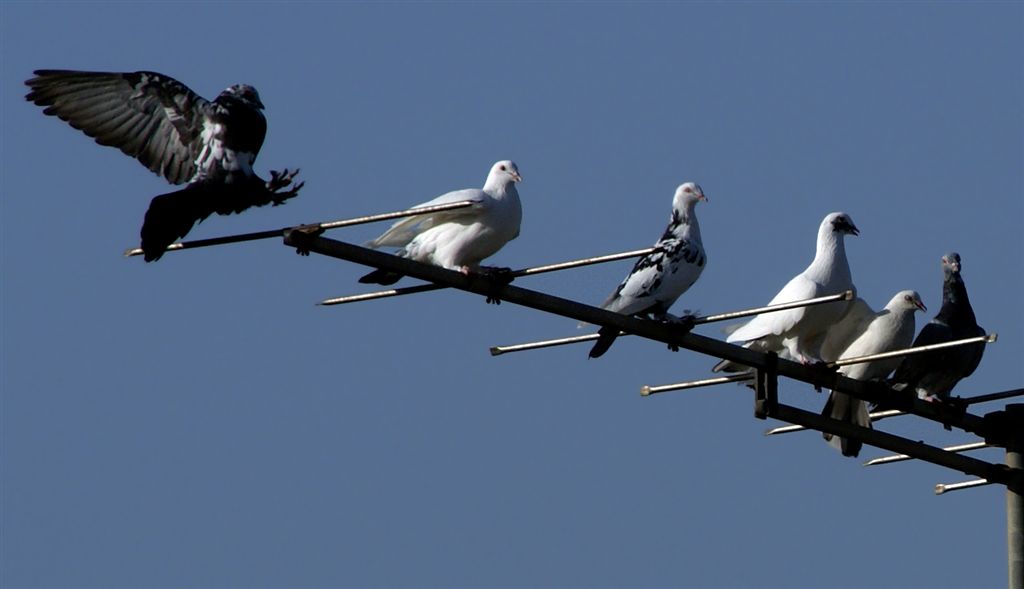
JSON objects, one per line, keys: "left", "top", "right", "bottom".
{"left": 366, "top": 188, "right": 487, "bottom": 249}
{"left": 819, "top": 297, "right": 875, "bottom": 363}
{"left": 726, "top": 273, "right": 820, "bottom": 343}
{"left": 600, "top": 246, "right": 671, "bottom": 314}
{"left": 25, "top": 70, "right": 209, "bottom": 184}
{"left": 889, "top": 319, "right": 952, "bottom": 389}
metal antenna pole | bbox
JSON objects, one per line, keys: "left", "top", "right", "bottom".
{"left": 1007, "top": 404, "right": 1024, "bottom": 589}
{"left": 320, "top": 248, "right": 656, "bottom": 306}
{"left": 489, "top": 291, "right": 855, "bottom": 356}
{"left": 124, "top": 200, "right": 478, "bottom": 257}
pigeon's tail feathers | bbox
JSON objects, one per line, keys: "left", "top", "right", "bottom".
{"left": 359, "top": 268, "right": 403, "bottom": 285}
{"left": 821, "top": 392, "right": 837, "bottom": 444}
{"left": 140, "top": 185, "right": 219, "bottom": 262}
{"left": 712, "top": 358, "right": 745, "bottom": 373}
{"left": 588, "top": 326, "right": 619, "bottom": 359}
{"left": 711, "top": 340, "right": 763, "bottom": 373}
{"left": 822, "top": 390, "right": 871, "bottom": 458}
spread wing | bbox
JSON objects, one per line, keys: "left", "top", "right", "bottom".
{"left": 25, "top": 69, "right": 211, "bottom": 185}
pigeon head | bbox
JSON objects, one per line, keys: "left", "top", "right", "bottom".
{"left": 892, "top": 289, "right": 927, "bottom": 313}
{"left": 220, "top": 84, "right": 265, "bottom": 109}
{"left": 673, "top": 182, "right": 707, "bottom": 208}
{"left": 825, "top": 212, "right": 859, "bottom": 236}
{"left": 941, "top": 252, "right": 962, "bottom": 275}
{"left": 488, "top": 160, "right": 522, "bottom": 184}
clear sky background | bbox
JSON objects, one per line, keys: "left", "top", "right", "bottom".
{"left": 2, "top": 2, "right": 1022, "bottom": 588}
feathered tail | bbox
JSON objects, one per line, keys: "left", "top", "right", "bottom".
{"left": 140, "top": 185, "right": 221, "bottom": 262}
{"left": 821, "top": 390, "right": 871, "bottom": 457}
{"left": 588, "top": 326, "right": 619, "bottom": 359}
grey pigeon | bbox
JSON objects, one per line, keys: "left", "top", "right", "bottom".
{"left": 359, "top": 161, "right": 522, "bottom": 286}
{"left": 713, "top": 212, "right": 858, "bottom": 372}
{"left": 889, "top": 253, "right": 985, "bottom": 402}
{"left": 25, "top": 69, "right": 303, "bottom": 261}
{"left": 587, "top": 182, "right": 707, "bottom": 358}
{"left": 821, "top": 290, "right": 926, "bottom": 457}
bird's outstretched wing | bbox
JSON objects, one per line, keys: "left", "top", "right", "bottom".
{"left": 25, "top": 70, "right": 210, "bottom": 185}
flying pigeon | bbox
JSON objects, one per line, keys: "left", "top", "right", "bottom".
{"left": 888, "top": 253, "right": 985, "bottom": 402}
{"left": 820, "top": 290, "right": 926, "bottom": 457}
{"left": 25, "top": 69, "right": 303, "bottom": 261}
{"left": 359, "top": 160, "right": 523, "bottom": 286}
{"left": 712, "top": 212, "right": 858, "bottom": 372}
{"left": 586, "top": 182, "right": 707, "bottom": 359}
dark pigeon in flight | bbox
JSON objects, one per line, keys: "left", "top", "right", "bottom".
{"left": 889, "top": 252, "right": 985, "bottom": 402}
{"left": 25, "top": 69, "right": 303, "bottom": 261}
{"left": 586, "top": 182, "right": 707, "bottom": 359}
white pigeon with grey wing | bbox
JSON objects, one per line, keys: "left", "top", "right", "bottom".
{"left": 586, "top": 182, "right": 707, "bottom": 358}
{"left": 24, "top": 69, "right": 303, "bottom": 261}
{"left": 359, "top": 160, "right": 523, "bottom": 286}
{"left": 820, "top": 290, "right": 926, "bottom": 457}
{"left": 712, "top": 212, "right": 859, "bottom": 372}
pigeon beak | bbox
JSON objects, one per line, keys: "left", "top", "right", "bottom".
{"left": 511, "top": 171, "right": 523, "bottom": 182}
{"left": 848, "top": 223, "right": 860, "bottom": 236}
{"left": 915, "top": 299, "right": 927, "bottom": 312}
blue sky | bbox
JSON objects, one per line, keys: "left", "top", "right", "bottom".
{"left": 2, "top": 2, "right": 1022, "bottom": 588}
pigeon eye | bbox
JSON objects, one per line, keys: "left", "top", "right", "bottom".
{"left": 500, "top": 165, "right": 507, "bottom": 171}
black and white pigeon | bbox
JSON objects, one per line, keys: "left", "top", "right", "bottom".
{"left": 712, "top": 212, "right": 858, "bottom": 372}
{"left": 25, "top": 69, "right": 303, "bottom": 261}
{"left": 888, "top": 253, "right": 985, "bottom": 402}
{"left": 359, "top": 160, "right": 522, "bottom": 286}
{"left": 586, "top": 182, "right": 707, "bottom": 359}
{"left": 820, "top": 290, "right": 926, "bottom": 457}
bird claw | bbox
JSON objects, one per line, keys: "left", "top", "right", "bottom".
{"left": 272, "top": 181, "right": 304, "bottom": 205}
{"left": 479, "top": 266, "right": 515, "bottom": 285}
{"left": 666, "top": 313, "right": 697, "bottom": 330}
{"left": 657, "top": 314, "right": 695, "bottom": 352}
{"left": 477, "top": 266, "right": 514, "bottom": 305}
{"left": 267, "top": 168, "right": 303, "bottom": 203}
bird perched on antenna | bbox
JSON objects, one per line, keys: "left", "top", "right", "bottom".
{"left": 359, "top": 160, "right": 523, "bottom": 290}
{"left": 585, "top": 182, "right": 707, "bottom": 359}
{"left": 819, "top": 290, "right": 926, "bottom": 457}
{"left": 712, "top": 212, "right": 858, "bottom": 372}
{"left": 888, "top": 252, "right": 985, "bottom": 403}
{"left": 25, "top": 69, "right": 303, "bottom": 261}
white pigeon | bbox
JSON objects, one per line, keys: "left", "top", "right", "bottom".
{"left": 712, "top": 212, "right": 859, "bottom": 371}
{"left": 821, "top": 290, "right": 926, "bottom": 457}
{"left": 359, "top": 160, "right": 523, "bottom": 285}
{"left": 587, "top": 182, "right": 708, "bottom": 358}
